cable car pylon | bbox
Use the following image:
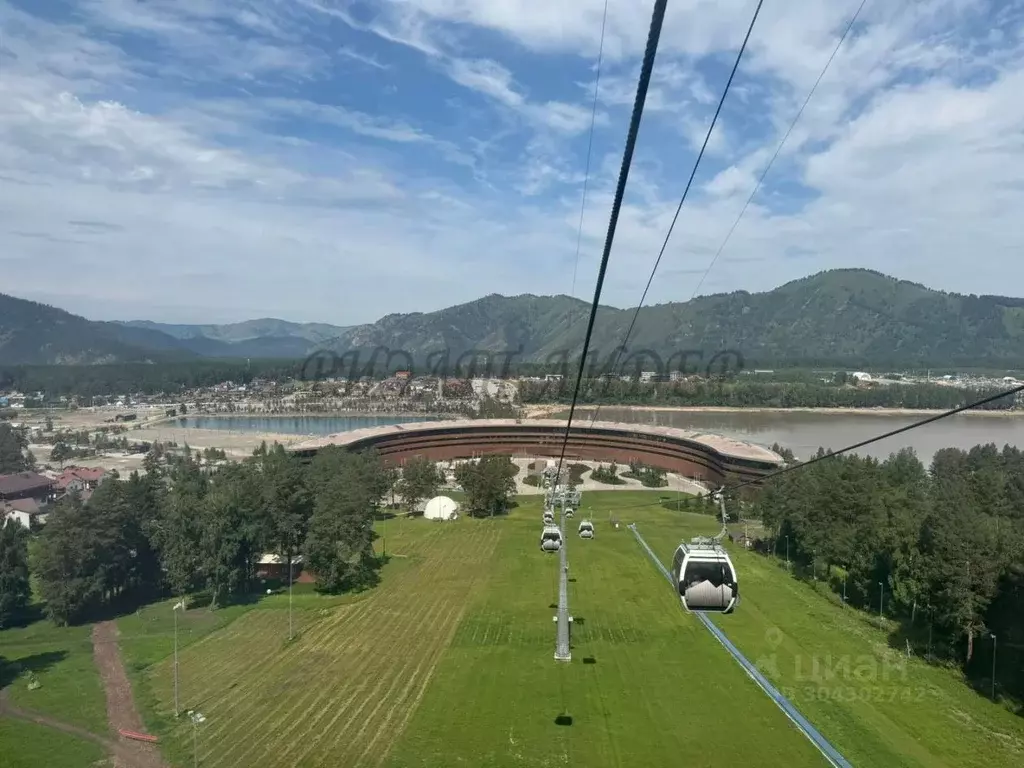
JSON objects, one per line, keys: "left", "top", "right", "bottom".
{"left": 553, "top": 473, "right": 572, "bottom": 662}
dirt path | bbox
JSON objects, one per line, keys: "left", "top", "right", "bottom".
{"left": 92, "top": 620, "right": 170, "bottom": 768}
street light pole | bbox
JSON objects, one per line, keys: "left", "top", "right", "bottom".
{"left": 786, "top": 536, "right": 790, "bottom": 567}
{"left": 172, "top": 599, "right": 185, "bottom": 718}
{"left": 990, "top": 633, "right": 997, "bottom": 701}
{"left": 288, "top": 556, "right": 294, "bottom": 642}
{"left": 187, "top": 711, "right": 205, "bottom": 768}
{"left": 878, "top": 581, "right": 884, "bottom": 626}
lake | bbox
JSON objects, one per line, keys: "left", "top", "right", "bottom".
{"left": 177, "top": 410, "right": 1024, "bottom": 466}
{"left": 584, "top": 407, "right": 1024, "bottom": 464}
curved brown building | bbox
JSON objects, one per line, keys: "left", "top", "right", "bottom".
{"left": 290, "top": 419, "right": 784, "bottom": 487}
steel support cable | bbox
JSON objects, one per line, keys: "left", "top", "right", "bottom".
{"left": 588, "top": 0, "right": 765, "bottom": 427}
{"left": 688, "top": 0, "right": 868, "bottom": 300}
{"left": 552, "top": 0, "right": 671, "bottom": 483}
{"left": 721, "top": 383, "right": 1024, "bottom": 496}
{"left": 567, "top": 0, "right": 611, "bottom": 334}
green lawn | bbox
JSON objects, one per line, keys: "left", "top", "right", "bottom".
{"left": 0, "top": 613, "right": 110, "bottom": 767}
{"left": 0, "top": 719, "right": 106, "bottom": 768}
{"left": 19, "top": 488, "right": 1016, "bottom": 768}
{"left": 385, "top": 495, "right": 825, "bottom": 768}
{"left": 0, "top": 617, "right": 107, "bottom": 736}
{"left": 133, "top": 517, "right": 503, "bottom": 767}
{"left": 627, "top": 495, "right": 1024, "bottom": 768}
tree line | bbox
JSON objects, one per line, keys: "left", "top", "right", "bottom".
{"left": 0, "top": 445, "right": 519, "bottom": 628}
{"left": 747, "top": 443, "right": 1024, "bottom": 703}
{"left": 519, "top": 378, "right": 1018, "bottom": 410}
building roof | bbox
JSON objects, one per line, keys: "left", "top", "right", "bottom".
{"left": 0, "top": 471, "right": 54, "bottom": 496}
{"left": 54, "top": 467, "right": 107, "bottom": 490}
{"left": 258, "top": 554, "right": 305, "bottom": 566}
{"left": 290, "top": 418, "right": 783, "bottom": 464}
{"left": 2, "top": 498, "right": 41, "bottom": 515}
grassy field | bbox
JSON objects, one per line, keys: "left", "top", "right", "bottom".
{"left": 633, "top": 501, "right": 1024, "bottom": 767}
{"left": 0, "top": 616, "right": 107, "bottom": 735}
{"left": 385, "top": 494, "right": 824, "bottom": 767}
{"left": 15, "top": 488, "right": 1015, "bottom": 767}
{"left": 0, "top": 611, "right": 111, "bottom": 767}
{"left": 0, "top": 719, "right": 106, "bottom": 767}
{"left": 130, "top": 491, "right": 830, "bottom": 767}
{"left": 137, "top": 516, "right": 503, "bottom": 767}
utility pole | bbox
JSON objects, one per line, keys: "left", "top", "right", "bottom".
{"left": 173, "top": 599, "right": 185, "bottom": 717}
{"left": 990, "top": 633, "right": 998, "bottom": 701}
{"left": 187, "top": 710, "right": 206, "bottom": 768}
{"left": 288, "top": 557, "right": 294, "bottom": 642}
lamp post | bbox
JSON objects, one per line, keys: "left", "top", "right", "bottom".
{"left": 187, "top": 710, "right": 206, "bottom": 768}
{"left": 288, "top": 554, "right": 294, "bottom": 642}
{"left": 786, "top": 536, "right": 790, "bottom": 567}
{"left": 173, "top": 599, "right": 186, "bottom": 717}
{"left": 812, "top": 550, "right": 817, "bottom": 580}
{"left": 878, "top": 581, "right": 885, "bottom": 626}
{"left": 990, "top": 633, "right": 997, "bottom": 701}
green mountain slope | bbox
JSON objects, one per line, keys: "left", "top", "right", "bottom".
{"left": 318, "top": 270, "right": 1024, "bottom": 369}
{"left": 4, "top": 270, "right": 1024, "bottom": 368}
{"left": 0, "top": 294, "right": 196, "bottom": 365}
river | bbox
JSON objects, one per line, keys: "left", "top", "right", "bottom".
{"left": 583, "top": 407, "right": 1024, "bottom": 464}
{"left": 177, "top": 410, "right": 1024, "bottom": 466}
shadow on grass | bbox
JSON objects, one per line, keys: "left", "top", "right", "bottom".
{"left": 0, "top": 650, "right": 68, "bottom": 689}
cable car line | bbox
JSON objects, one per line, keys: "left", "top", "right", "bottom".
{"left": 567, "top": 0, "right": 610, "bottom": 335}
{"left": 721, "top": 381, "right": 1024, "bottom": 496}
{"left": 688, "top": 0, "right": 869, "bottom": 300}
{"left": 587, "top": 0, "right": 765, "bottom": 428}
{"left": 551, "top": 0, "right": 671, "bottom": 484}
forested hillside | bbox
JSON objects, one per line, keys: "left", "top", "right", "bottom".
{"left": 737, "top": 443, "right": 1024, "bottom": 702}
{"left": 6, "top": 269, "right": 1024, "bottom": 367}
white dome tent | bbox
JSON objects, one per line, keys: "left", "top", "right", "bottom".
{"left": 423, "top": 495, "right": 459, "bottom": 521}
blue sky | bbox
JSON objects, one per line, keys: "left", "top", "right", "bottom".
{"left": 3, "top": 0, "right": 1024, "bottom": 325}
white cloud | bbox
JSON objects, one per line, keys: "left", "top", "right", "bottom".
{"left": 4, "top": 0, "right": 1024, "bottom": 331}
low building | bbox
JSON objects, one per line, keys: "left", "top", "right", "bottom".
{"left": 2, "top": 498, "right": 48, "bottom": 528}
{"left": 0, "top": 471, "right": 56, "bottom": 503}
{"left": 256, "top": 554, "right": 306, "bottom": 582}
{"left": 54, "top": 467, "right": 109, "bottom": 495}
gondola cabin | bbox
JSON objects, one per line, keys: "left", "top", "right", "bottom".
{"left": 578, "top": 520, "right": 594, "bottom": 539}
{"left": 541, "top": 524, "right": 563, "bottom": 552}
{"left": 672, "top": 539, "right": 738, "bottom": 614}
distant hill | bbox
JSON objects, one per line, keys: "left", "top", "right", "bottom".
{"left": 0, "top": 293, "right": 197, "bottom": 365}
{"left": 4, "top": 269, "right": 1024, "bottom": 367}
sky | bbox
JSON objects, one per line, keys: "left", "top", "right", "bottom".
{"left": 3, "top": 0, "right": 1024, "bottom": 326}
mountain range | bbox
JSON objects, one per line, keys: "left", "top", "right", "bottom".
{"left": 2, "top": 269, "right": 1024, "bottom": 369}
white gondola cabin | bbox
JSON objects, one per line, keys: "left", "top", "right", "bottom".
{"left": 543, "top": 510, "right": 555, "bottom": 525}
{"left": 564, "top": 507, "right": 574, "bottom": 518}
{"left": 578, "top": 520, "right": 594, "bottom": 539}
{"left": 541, "top": 524, "right": 563, "bottom": 552}
{"left": 672, "top": 539, "right": 738, "bottom": 614}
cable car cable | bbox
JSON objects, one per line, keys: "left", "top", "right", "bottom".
{"left": 552, "top": 0, "right": 671, "bottom": 483}
{"left": 687, "top": 0, "right": 869, "bottom": 300}
{"left": 567, "top": 0, "right": 611, "bottom": 334}
{"left": 721, "top": 382, "right": 1024, "bottom": 496}
{"left": 586, "top": 0, "right": 764, "bottom": 428}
